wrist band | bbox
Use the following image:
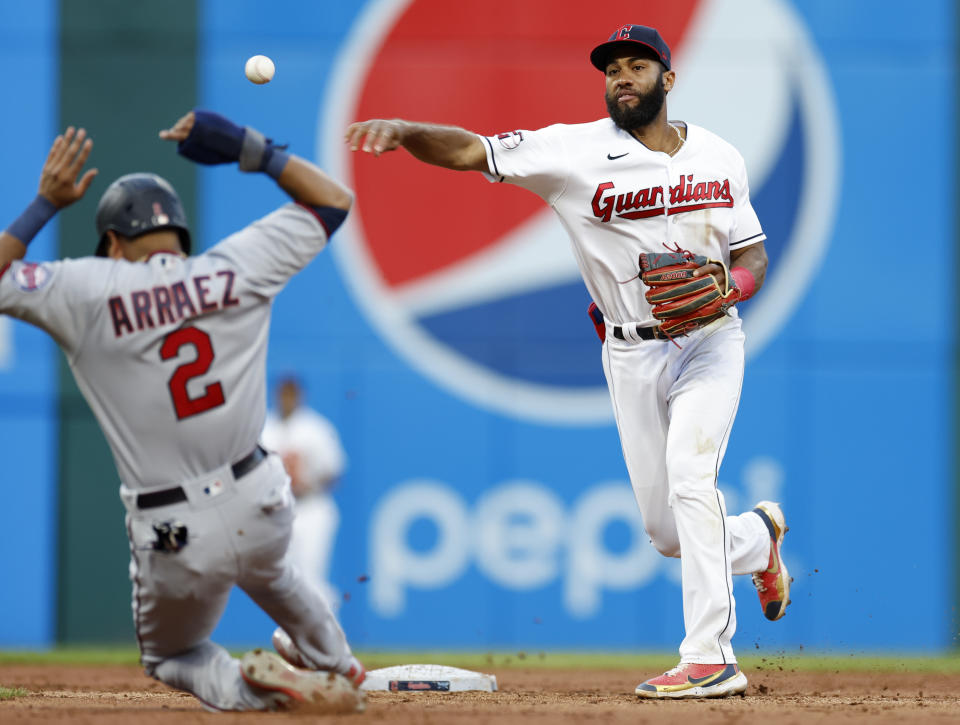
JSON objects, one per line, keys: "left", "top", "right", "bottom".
{"left": 179, "top": 110, "right": 289, "bottom": 179}
{"left": 5, "top": 195, "right": 57, "bottom": 246}
{"left": 730, "top": 266, "right": 756, "bottom": 301}
{"left": 237, "top": 125, "right": 289, "bottom": 180}
{"left": 238, "top": 126, "right": 267, "bottom": 171}
{"left": 263, "top": 148, "right": 290, "bottom": 181}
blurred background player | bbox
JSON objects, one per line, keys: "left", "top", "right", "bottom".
{"left": 262, "top": 376, "right": 346, "bottom": 609}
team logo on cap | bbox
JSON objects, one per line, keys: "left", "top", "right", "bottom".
{"left": 152, "top": 202, "right": 170, "bottom": 226}
{"left": 323, "top": 0, "right": 839, "bottom": 424}
{"left": 612, "top": 24, "right": 669, "bottom": 65}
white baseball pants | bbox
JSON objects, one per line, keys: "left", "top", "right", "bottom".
{"left": 601, "top": 315, "right": 770, "bottom": 664}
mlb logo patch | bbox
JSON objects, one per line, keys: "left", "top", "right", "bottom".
{"left": 203, "top": 479, "right": 225, "bottom": 498}
{"left": 14, "top": 263, "right": 51, "bottom": 292}
{"left": 496, "top": 131, "right": 523, "bottom": 150}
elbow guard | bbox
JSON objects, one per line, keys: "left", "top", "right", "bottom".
{"left": 296, "top": 202, "right": 349, "bottom": 237}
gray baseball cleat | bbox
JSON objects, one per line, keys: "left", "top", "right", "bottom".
{"left": 240, "top": 649, "right": 366, "bottom": 713}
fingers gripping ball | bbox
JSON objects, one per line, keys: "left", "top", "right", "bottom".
{"left": 245, "top": 54, "right": 275, "bottom": 84}
{"left": 638, "top": 246, "right": 741, "bottom": 337}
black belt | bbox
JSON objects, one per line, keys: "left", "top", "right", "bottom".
{"left": 136, "top": 445, "right": 268, "bottom": 510}
{"left": 612, "top": 324, "right": 662, "bottom": 341}
{"left": 231, "top": 444, "right": 268, "bottom": 479}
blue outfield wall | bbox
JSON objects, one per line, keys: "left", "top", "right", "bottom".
{"left": 0, "top": 0, "right": 949, "bottom": 651}
{"left": 201, "top": 0, "right": 956, "bottom": 652}
{"left": 0, "top": 0, "right": 58, "bottom": 646}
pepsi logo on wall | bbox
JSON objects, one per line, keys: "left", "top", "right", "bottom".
{"left": 323, "top": 0, "right": 840, "bottom": 424}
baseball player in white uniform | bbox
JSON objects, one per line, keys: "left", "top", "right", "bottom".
{"left": 346, "top": 24, "right": 791, "bottom": 699}
{"left": 0, "top": 110, "right": 366, "bottom": 713}
{"left": 262, "top": 377, "right": 346, "bottom": 609}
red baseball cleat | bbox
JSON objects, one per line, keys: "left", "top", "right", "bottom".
{"left": 635, "top": 662, "right": 747, "bottom": 699}
{"left": 751, "top": 501, "right": 792, "bottom": 621}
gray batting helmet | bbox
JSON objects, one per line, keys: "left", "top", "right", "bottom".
{"left": 94, "top": 173, "right": 191, "bottom": 257}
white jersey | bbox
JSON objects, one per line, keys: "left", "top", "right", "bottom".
{"left": 0, "top": 203, "right": 328, "bottom": 489}
{"left": 262, "top": 406, "right": 346, "bottom": 495}
{"left": 480, "top": 119, "right": 765, "bottom": 325}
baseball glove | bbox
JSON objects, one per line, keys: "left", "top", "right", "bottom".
{"left": 638, "top": 244, "right": 741, "bottom": 337}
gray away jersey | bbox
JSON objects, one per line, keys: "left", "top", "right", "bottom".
{"left": 0, "top": 203, "right": 328, "bottom": 489}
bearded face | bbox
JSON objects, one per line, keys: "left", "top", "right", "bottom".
{"left": 606, "top": 68, "right": 666, "bottom": 131}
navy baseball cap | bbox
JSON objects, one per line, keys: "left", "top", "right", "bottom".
{"left": 590, "top": 24, "right": 671, "bottom": 71}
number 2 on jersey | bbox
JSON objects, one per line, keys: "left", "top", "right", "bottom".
{"left": 160, "top": 326, "right": 225, "bottom": 420}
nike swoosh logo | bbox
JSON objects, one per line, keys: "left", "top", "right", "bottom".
{"left": 607, "top": 152, "right": 629, "bottom": 160}
{"left": 687, "top": 666, "right": 734, "bottom": 686}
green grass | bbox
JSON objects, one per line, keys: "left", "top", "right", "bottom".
{"left": 354, "top": 651, "right": 960, "bottom": 674}
{"left": 0, "top": 648, "right": 141, "bottom": 666}
{"left": 2, "top": 648, "right": 959, "bottom": 674}
{"left": 0, "top": 686, "right": 28, "bottom": 700}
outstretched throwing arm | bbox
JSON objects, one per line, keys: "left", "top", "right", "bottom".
{"left": 345, "top": 119, "right": 487, "bottom": 172}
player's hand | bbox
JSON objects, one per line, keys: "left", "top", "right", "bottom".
{"left": 345, "top": 119, "right": 406, "bottom": 156}
{"left": 38, "top": 127, "right": 98, "bottom": 209}
{"left": 692, "top": 261, "right": 728, "bottom": 288}
{"left": 159, "top": 111, "right": 196, "bottom": 142}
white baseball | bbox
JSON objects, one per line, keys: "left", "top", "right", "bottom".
{"left": 245, "top": 55, "right": 275, "bottom": 84}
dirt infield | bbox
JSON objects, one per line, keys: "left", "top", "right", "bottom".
{"left": 2, "top": 663, "right": 959, "bottom": 723}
